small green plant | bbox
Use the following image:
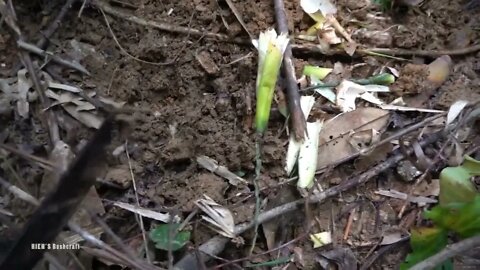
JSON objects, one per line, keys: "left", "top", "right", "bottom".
{"left": 149, "top": 224, "right": 191, "bottom": 251}
{"left": 401, "top": 156, "right": 480, "bottom": 269}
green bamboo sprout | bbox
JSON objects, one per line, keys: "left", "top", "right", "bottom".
{"left": 250, "top": 29, "right": 289, "bottom": 254}
{"left": 253, "top": 29, "right": 289, "bottom": 135}
{"left": 303, "top": 65, "right": 333, "bottom": 80}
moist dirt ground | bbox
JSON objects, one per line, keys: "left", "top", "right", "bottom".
{"left": 0, "top": 0, "right": 479, "bottom": 269}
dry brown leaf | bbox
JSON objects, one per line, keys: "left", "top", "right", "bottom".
{"left": 317, "top": 107, "right": 389, "bottom": 169}
{"left": 354, "top": 142, "right": 393, "bottom": 171}
{"left": 48, "top": 81, "right": 81, "bottom": 93}
{"left": 195, "top": 194, "right": 235, "bottom": 238}
{"left": 380, "top": 228, "right": 409, "bottom": 245}
{"left": 63, "top": 104, "right": 103, "bottom": 129}
{"left": 46, "top": 90, "right": 95, "bottom": 111}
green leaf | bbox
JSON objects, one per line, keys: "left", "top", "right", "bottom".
{"left": 353, "top": 73, "right": 396, "bottom": 85}
{"left": 149, "top": 224, "right": 190, "bottom": 251}
{"left": 303, "top": 65, "right": 332, "bottom": 80}
{"left": 439, "top": 156, "right": 480, "bottom": 205}
{"left": 425, "top": 195, "right": 480, "bottom": 238}
{"left": 400, "top": 227, "right": 449, "bottom": 270}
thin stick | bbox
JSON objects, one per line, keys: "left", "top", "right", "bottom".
{"left": 249, "top": 139, "right": 263, "bottom": 254}
{"left": 0, "top": 143, "right": 55, "bottom": 170}
{"left": 0, "top": 176, "right": 40, "bottom": 206}
{"left": 94, "top": 0, "right": 249, "bottom": 45}
{"left": 125, "top": 140, "right": 151, "bottom": 263}
{"left": 17, "top": 40, "right": 90, "bottom": 75}
{"left": 68, "top": 222, "right": 161, "bottom": 270}
{"left": 37, "top": 0, "right": 78, "bottom": 50}
{"left": 21, "top": 52, "right": 61, "bottom": 146}
{"left": 292, "top": 44, "right": 480, "bottom": 57}
{"left": 10, "top": 0, "right": 79, "bottom": 75}
{"left": 364, "top": 45, "right": 480, "bottom": 57}
{"left": 410, "top": 235, "right": 480, "bottom": 270}
{"left": 273, "top": 0, "right": 306, "bottom": 141}
{"left": 224, "top": 0, "right": 253, "bottom": 39}
{"left": 90, "top": 214, "right": 138, "bottom": 261}
{"left": 343, "top": 208, "right": 355, "bottom": 241}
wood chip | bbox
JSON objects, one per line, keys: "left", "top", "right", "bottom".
{"left": 196, "top": 51, "right": 219, "bottom": 75}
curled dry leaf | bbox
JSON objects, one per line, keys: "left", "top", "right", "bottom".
{"left": 63, "top": 104, "right": 103, "bottom": 129}
{"left": 336, "top": 80, "right": 387, "bottom": 112}
{"left": 45, "top": 87, "right": 104, "bottom": 128}
{"left": 45, "top": 81, "right": 125, "bottom": 129}
{"left": 317, "top": 107, "right": 389, "bottom": 170}
{"left": 445, "top": 100, "right": 469, "bottom": 128}
{"left": 195, "top": 194, "right": 235, "bottom": 238}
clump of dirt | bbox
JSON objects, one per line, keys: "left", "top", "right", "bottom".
{"left": 390, "top": 64, "right": 431, "bottom": 96}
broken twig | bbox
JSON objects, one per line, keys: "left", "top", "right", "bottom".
{"left": 17, "top": 40, "right": 90, "bottom": 75}
{"left": 273, "top": 0, "right": 306, "bottom": 141}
